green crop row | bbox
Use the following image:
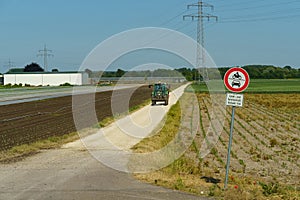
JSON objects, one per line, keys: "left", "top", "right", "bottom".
{"left": 187, "top": 79, "right": 300, "bottom": 93}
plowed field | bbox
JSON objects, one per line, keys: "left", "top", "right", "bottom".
{"left": 0, "top": 86, "right": 151, "bottom": 151}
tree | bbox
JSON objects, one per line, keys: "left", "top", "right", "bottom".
{"left": 116, "top": 69, "right": 125, "bottom": 77}
{"left": 284, "top": 66, "right": 292, "bottom": 70}
{"left": 24, "top": 62, "right": 44, "bottom": 72}
{"left": 175, "top": 68, "right": 194, "bottom": 81}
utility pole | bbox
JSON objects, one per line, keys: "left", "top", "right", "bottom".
{"left": 183, "top": 1, "right": 217, "bottom": 82}
{"left": 37, "top": 44, "right": 53, "bottom": 72}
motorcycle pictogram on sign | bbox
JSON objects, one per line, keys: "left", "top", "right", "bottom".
{"left": 224, "top": 68, "right": 250, "bottom": 93}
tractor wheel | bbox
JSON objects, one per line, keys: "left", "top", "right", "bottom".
{"left": 165, "top": 100, "right": 168, "bottom": 105}
{"left": 152, "top": 101, "right": 156, "bottom": 106}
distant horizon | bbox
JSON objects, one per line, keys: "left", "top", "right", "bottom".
{"left": 2, "top": 63, "right": 299, "bottom": 74}
{"left": 1, "top": 54, "right": 299, "bottom": 74}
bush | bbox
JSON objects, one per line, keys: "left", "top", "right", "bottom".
{"left": 60, "top": 82, "right": 72, "bottom": 86}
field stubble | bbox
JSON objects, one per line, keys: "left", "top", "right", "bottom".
{"left": 134, "top": 92, "right": 300, "bottom": 199}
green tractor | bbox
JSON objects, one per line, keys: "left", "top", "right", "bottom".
{"left": 150, "top": 83, "right": 170, "bottom": 106}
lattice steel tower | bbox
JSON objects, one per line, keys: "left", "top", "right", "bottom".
{"left": 184, "top": 1, "right": 217, "bottom": 82}
{"left": 37, "top": 44, "right": 53, "bottom": 72}
{"left": 5, "top": 58, "right": 15, "bottom": 70}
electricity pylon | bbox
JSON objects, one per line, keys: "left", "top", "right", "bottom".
{"left": 37, "top": 44, "right": 53, "bottom": 72}
{"left": 184, "top": 1, "right": 217, "bottom": 82}
{"left": 5, "top": 58, "right": 15, "bottom": 70}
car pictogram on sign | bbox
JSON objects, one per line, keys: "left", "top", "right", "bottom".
{"left": 231, "top": 79, "right": 241, "bottom": 88}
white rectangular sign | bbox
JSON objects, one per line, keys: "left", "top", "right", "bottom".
{"left": 226, "top": 93, "right": 244, "bottom": 107}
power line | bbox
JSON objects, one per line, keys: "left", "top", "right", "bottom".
{"left": 183, "top": 1, "right": 217, "bottom": 82}
{"left": 209, "top": 1, "right": 300, "bottom": 23}
{"left": 219, "top": 13, "right": 300, "bottom": 24}
{"left": 4, "top": 58, "right": 15, "bottom": 71}
{"left": 221, "top": 7, "right": 300, "bottom": 21}
{"left": 217, "top": 0, "right": 300, "bottom": 13}
{"left": 216, "top": 0, "right": 266, "bottom": 9}
{"left": 37, "top": 44, "right": 53, "bottom": 72}
{"left": 159, "top": 9, "right": 189, "bottom": 27}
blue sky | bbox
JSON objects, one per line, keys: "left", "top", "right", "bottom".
{"left": 1, "top": 0, "right": 300, "bottom": 72}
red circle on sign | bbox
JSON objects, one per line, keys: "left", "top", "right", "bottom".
{"left": 224, "top": 68, "right": 250, "bottom": 93}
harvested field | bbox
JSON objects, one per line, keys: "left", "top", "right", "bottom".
{"left": 134, "top": 92, "right": 300, "bottom": 199}
{"left": 0, "top": 85, "right": 151, "bottom": 151}
{"left": 198, "top": 93, "right": 300, "bottom": 185}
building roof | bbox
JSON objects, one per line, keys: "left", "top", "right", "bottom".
{"left": 5, "top": 70, "right": 86, "bottom": 75}
{"left": 6, "top": 68, "right": 25, "bottom": 73}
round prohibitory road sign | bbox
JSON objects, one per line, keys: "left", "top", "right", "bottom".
{"left": 224, "top": 67, "right": 250, "bottom": 93}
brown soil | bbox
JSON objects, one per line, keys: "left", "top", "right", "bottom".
{"left": 196, "top": 93, "right": 300, "bottom": 186}
{"left": 134, "top": 93, "right": 300, "bottom": 199}
{"left": 0, "top": 86, "right": 151, "bottom": 151}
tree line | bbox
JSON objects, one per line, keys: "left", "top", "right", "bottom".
{"left": 6, "top": 63, "right": 299, "bottom": 80}
{"left": 5, "top": 62, "right": 61, "bottom": 73}
{"left": 176, "top": 65, "right": 300, "bottom": 80}
{"left": 239, "top": 65, "right": 299, "bottom": 79}
{"left": 88, "top": 65, "right": 299, "bottom": 80}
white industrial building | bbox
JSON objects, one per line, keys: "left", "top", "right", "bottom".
{"left": 4, "top": 72, "right": 89, "bottom": 86}
{"left": 0, "top": 74, "right": 3, "bottom": 85}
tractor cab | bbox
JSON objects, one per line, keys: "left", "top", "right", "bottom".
{"left": 150, "top": 82, "right": 170, "bottom": 105}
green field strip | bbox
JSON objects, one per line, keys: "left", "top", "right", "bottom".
{"left": 190, "top": 79, "right": 300, "bottom": 93}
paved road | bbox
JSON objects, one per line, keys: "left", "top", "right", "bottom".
{"left": 0, "top": 84, "right": 208, "bottom": 200}
{"left": 0, "top": 149, "right": 208, "bottom": 200}
{"left": 0, "top": 85, "right": 139, "bottom": 106}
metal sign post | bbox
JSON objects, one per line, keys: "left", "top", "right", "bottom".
{"left": 223, "top": 67, "right": 250, "bottom": 189}
{"left": 224, "top": 106, "right": 235, "bottom": 189}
